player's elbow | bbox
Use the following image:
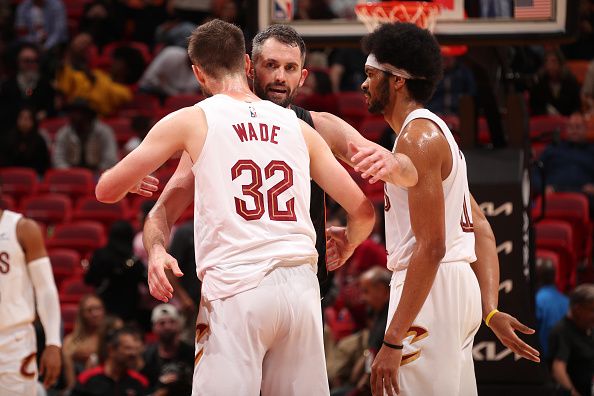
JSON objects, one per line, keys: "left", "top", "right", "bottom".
{"left": 95, "top": 180, "right": 118, "bottom": 203}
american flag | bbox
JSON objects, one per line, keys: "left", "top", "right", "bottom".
{"left": 514, "top": 0, "right": 552, "bottom": 19}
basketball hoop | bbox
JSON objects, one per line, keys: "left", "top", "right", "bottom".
{"left": 355, "top": 1, "right": 441, "bottom": 33}
{"left": 355, "top": 1, "right": 467, "bottom": 57}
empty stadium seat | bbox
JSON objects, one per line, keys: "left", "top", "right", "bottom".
{"left": 0, "top": 167, "right": 39, "bottom": 201}
{"left": 47, "top": 221, "right": 106, "bottom": 258}
{"left": 60, "top": 303, "right": 79, "bottom": 335}
{"left": 73, "top": 196, "right": 130, "bottom": 228}
{"left": 41, "top": 168, "right": 95, "bottom": 199}
{"left": 20, "top": 194, "right": 72, "bottom": 226}
{"left": 48, "top": 248, "right": 82, "bottom": 288}
{"left": 533, "top": 192, "right": 592, "bottom": 264}
{"left": 535, "top": 219, "right": 576, "bottom": 293}
{"left": 103, "top": 117, "right": 136, "bottom": 147}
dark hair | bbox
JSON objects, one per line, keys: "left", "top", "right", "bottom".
{"left": 187, "top": 19, "right": 246, "bottom": 79}
{"left": 362, "top": 22, "right": 443, "bottom": 104}
{"left": 252, "top": 24, "right": 306, "bottom": 65}
{"left": 105, "top": 220, "right": 135, "bottom": 258}
{"left": 569, "top": 284, "right": 594, "bottom": 307}
{"left": 106, "top": 326, "right": 142, "bottom": 349}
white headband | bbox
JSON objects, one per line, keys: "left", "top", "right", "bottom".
{"left": 365, "top": 54, "right": 425, "bottom": 80}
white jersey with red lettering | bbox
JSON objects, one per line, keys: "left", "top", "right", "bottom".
{"left": 384, "top": 108, "right": 476, "bottom": 272}
{"left": 0, "top": 210, "right": 35, "bottom": 331}
{"left": 192, "top": 94, "right": 318, "bottom": 302}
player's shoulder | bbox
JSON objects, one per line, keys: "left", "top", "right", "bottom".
{"left": 398, "top": 117, "right": 447, "bottom": 154}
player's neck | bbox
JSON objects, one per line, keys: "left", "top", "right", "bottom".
{"left": 384, "top": 97, "right": 423, "bottom": 136}
{"left": 210, "top": 74, "right": 260, "bottom": 102}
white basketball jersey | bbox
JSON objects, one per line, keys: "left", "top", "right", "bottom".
{"left": 0, "top": 210, "right": 35, "bottom": 331}
{"left": 384, "top": 109, "right": 476, "bottom": 272}
{"left": 192, "top": 95, "right": 317, "bottom": 301}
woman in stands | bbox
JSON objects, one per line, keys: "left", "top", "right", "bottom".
{"left": 62, "top": 294, "right": 106, "bottom": 389}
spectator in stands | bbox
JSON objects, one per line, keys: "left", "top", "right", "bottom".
{"left": 535, "top": 257, "right": 569, "bottom": 359}
{"left": 328, "top": 267, "right": 391, "bottom": 396}
{"left": 78, "top": 0, "right": 124, "bottom": 50}
{"left": 56, "top": 33, "right": 132, "bottom": 116}
{"left": 582, "top": 58, "right": 594, "bottom": 115}
{"left": 294, "top": 0, "right": 336, "bottom": 19}
{"left": 427, "top": 52, "right": 476, "bottom": 116}
{"left": 71, "top": 327, "right": 148, "bottom": 396}
{"left": 52, "top": 97, "right": 118, "bottom": 171}
{"left": 0, "top": 43, "right": 55, "bottom": 128}
{"left": 138, "top": 46, "right": 200, "bottom": 98}
{"left": 63, "top": 294, "right": 106, "bottom": 390}
{"left": 140, "top": 304, "right": 194, "bottom": 392}
{"left": 14, "top": 0, "right": 67, "bottom": 52}
{"left": 110, "top": 45, "right": 146, "bottom": 86}
{"left": 0, "top": 106, "right": 50, "bottom": 176}
{"left": 530, "top": 48, "right": 581, "bottom": 117}
{"left": 328, "top": 48, "right": 366, "bottom": 92}
{"left": 154, "top": 2, "right": 196, "bottom": 48}
{"left": 535, "top": 112, "right": 594, "bottom": 217}
{"left": 549, "top": 284, "right": 594, "bottom": 396}
{"left": 300, "top": 68, "right": 339, "bottom": 114}
{"left": 85, "top": 221, "right": 147, "bottom": 324}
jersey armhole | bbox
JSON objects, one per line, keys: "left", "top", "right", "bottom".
{"left": 190, "top": 104, "right": 213, "bottom": 174}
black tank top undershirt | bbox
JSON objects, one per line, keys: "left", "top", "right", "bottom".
{"left": 290, "top": 105, "right": 332, "bottom": 298}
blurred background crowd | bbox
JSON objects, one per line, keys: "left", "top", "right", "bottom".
{"left": 1, "top": 0, "right": 594, "bottom": 395}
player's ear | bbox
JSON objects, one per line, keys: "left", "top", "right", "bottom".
{"left": 298, "top": 68, "right": 308, "bottom": 88}
{"left": 244, "top": 54, "right": 252, "bottom": 78}
{"left": 393, "top": 75, "right": 406, "bottom": 90}
{"left": 192, "top": 65, "right": 206, "bottom": 86}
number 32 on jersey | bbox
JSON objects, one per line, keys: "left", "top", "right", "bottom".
{"left": 232, "top": 159, "right": 296, "bottom": 222}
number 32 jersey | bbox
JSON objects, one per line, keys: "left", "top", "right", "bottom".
{"left": 191, "top": 95, "right": 317, "bottom": 301}
{"left": 384, "top": 109, "right": 477, "bottom": 272}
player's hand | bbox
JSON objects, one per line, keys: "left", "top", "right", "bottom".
{"left": 129, "top": 175, "right": 159, "bottom": 197}
{"left": 488, "top": 311, "right": 540, "bottom": 363}
{"left": 350, "top": 142, "right": 399, "bottom": 184}
{"left": 326, "top": 226, "right": 356, "bottom": 271}
{"left": 148, "top": 244, "right": 183, "bottom": 302}
{"left": 39, "top": 345, "right": 61, "bottom": 389}
{"left": 370, "top": 345, "right": 401, "bottom": 396}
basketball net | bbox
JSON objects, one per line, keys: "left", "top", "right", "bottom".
{"left": 355, "top": 1, "right": 441, "bottom": 33}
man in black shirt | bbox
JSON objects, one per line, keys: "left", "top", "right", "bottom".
{"left": 141, "top": 304, "right": 194, "bottom": 392}
{"left": 549, "top": 284, "right": 594, "bottom": 396}
{"left": 71, "top": 328, "right": 147, "bottom": 396}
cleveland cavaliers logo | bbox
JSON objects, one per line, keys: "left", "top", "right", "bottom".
{"left": 401, "top": 326, "right": 429, "bottom": 366}
{"left": 384, "top": 185, "right": 391, "bottom": 212}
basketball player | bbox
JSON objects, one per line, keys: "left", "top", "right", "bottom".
{"left": 347, "top": 23, "right": 540, "bottom": 396}
{"left": 95, "top": 19, "right": 375, "bottom": 395}
{"left": 0, "top": 208, "right": 62, "bottom": 394}
{"left": 139, "top": 24, "right": 418, "bottom": 304}
{"left": 138, "top": 25, "right": 539, "bottom": 368}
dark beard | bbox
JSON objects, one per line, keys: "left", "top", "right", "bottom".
{"left": 253, "top": 73, "right": 294, "bottom": 107}
{"left": 366, "top": 76, "right": 390, "bottom": 115}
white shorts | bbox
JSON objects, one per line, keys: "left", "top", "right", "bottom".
{"left": 192, "top": 264, "right": 329, "bottom": 396}
{"left": 387, "top": 262, "right": 482, "bottom": 396}
{"left": 0, "top": 323, "right": 38, "bottom": 396}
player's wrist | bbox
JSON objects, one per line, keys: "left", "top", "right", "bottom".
{"left": 485, "top": 308, "right": 500, "bottom": 327}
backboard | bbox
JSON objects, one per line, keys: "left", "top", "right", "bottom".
{"left": 258, "top": 0, "right": 578, "bottom": 45}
